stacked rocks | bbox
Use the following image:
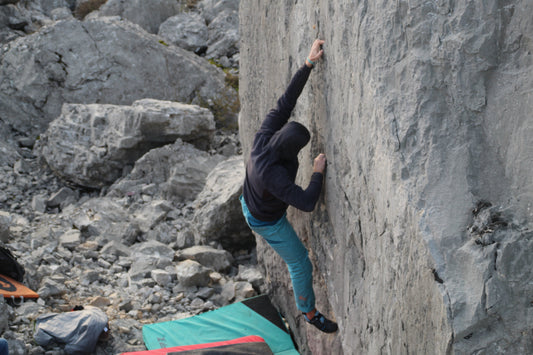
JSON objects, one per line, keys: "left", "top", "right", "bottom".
{"left": 0, "top": 144, "right": 260, "bottom": 354}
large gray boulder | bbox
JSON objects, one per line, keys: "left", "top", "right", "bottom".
{"left": 198, "top": 0, "right": 239, "bottom": 25}
{"left": 0, "top": 17, "right": 235, "bottom": 136}
{"left": 0, "top": 0, "right": 71, "bottom": 43}
{"left": 192, "top": 156, "right": 253, "bottom": 250}
{"left": 158, "top": 12, "right": 208, "bottom": 54}
{"left": 38, "top": 0, "right": 71, "bottom": 17}
{"left": 0, "top": 3, "right": 28, "bottom": 43}
{"left": 97, "top": 0, "right": 182, "bottom": 34}
{"left": 108, "top": 139, "right": 225, "bottom": 203}
{"left": 37, "top": 99, "right": 216, "bottom": 188}
{"left": 239, "top": 0, "right": 533, "bottom": 354}
{"left": 205, "top": 8, "right": 239, "bottom": 60}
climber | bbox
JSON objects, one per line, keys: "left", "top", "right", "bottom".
{"left": 240, "top": 39, "right": 338, "bottom": 333}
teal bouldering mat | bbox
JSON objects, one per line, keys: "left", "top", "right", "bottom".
{"left": 142, "top": 295, "right": 299, "bottom": 355}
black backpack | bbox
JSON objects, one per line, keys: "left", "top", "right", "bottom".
{"left": 0, "top": 246, "right": 25, "bottom": 282}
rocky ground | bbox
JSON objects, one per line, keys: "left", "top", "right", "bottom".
{"left": 0, "top": 128, "right": 267, "bottom": 355}
{"left": 0, "top": 1, "right": 269, "bottom": 354}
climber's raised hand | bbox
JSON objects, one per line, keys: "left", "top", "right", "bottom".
{"left": 306, "top": 39, "right": 325, "bottom": 67}
{"left": 313, "top": 153, "right": 327, "bottom": 174}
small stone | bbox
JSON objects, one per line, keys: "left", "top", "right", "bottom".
{"left": 80, "top": 270, "right": 99, "bottom": 286}
{"left": 13, "top": 159, "right": 30, "bottom": 174}
{"left": 237, "top": 265, "right": 264, "bottom": 289}
{"left": 88, "top": 296, "right": 111, "bottom": 308}
{"left": 197, "top": 287, "right": 215, "bottom": 300}
{"left": 31, "top": 194, "right": 48, "bottom": 213}
{"left": 209, "top": 271, "right": 223, "bottom": 283}
{"left": 175, "top": 260, "right": 211, "bottom": 287}
{"left": 47, "top": 187, "right": 77, "bottom": 208}
{"left": 234, "top": 281, "right": 255, "bottom": 301}
{"left": 59, "top": 229, "right": 81, "bottom": 250}
{"left": 119, "top": 299, "right": 134, "bottom": 312}
{"left": 151, "top": 269, "right": 172, "bottom": 286}
{"left": 37, "top": 278, "right": 66, "bottom": 298}
{"left": 190, "top": 297, "right": 205, "bottom": 310}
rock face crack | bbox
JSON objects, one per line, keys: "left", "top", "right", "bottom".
{"left": 80, "top": 22, "right": 103, "bottom": 57}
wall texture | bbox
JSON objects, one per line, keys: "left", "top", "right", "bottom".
{"left": 239, "top": 1, "right": 533, "bottom": 354}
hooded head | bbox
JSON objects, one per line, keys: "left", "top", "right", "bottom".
{"left": 268, "top": 121, "right": 311, "bottom": 161}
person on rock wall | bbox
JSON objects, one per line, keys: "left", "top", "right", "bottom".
{"left": 240, "top": 39, "right": 338, "bottom": 333}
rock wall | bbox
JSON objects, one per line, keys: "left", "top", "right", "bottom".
{"left": 239, "top": 1, "right": 533, "bottom": 354}
{"left": 0, "top": 17, "right": 234, "bottom": 136}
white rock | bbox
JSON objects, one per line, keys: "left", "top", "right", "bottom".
{"left": 178, "top": 245, "right": 233, "bottom": 272}
{"left": 59, "top": 229, "right": 81, "bottom": 250}
{"left": 175, "top": 260, "right": 211, "bottom": 287}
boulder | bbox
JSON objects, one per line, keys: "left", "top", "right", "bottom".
{"left": 198, "top": 0, "right": 239, "bottom": 25}
{"left": 98, "top": 0, "right": 183, "bottom": 34}
{"left": 192, "top": 156, "right": 254, "bottom": 250}
{"left": 0, "top": 3, "right": 25, "bottom": 38}
{"left": 37, "top": 99, "right": 216, "bottom": 188}
{"left": 0, "top": 17, "right": 235, "bottom": 136}
{"left": 205, "top": 8, "right": 239, "bottom": 60}
{"left": 158, "top": 12, "right": 208, "bottom": 54}
{"left": 108, "top": 139, "right": 225, "bottom": 203}
{"left": 39, "top": 0, "right": 71, "bottom": 17}
{"left": 50, "top": 7, "right": 73, "bottom": 21}
{"left": 177, "top": 245, "right": 233, "bottom": 272}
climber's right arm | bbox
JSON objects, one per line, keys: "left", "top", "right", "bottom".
{"left": 257, "top": 39, "right": 325, "bottom": 137}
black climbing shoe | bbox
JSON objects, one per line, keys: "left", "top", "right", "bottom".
{"left": 303, "top": 311, "right": 338, "bottom": 333}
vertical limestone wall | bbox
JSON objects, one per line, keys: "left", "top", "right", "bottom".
{"left": 239, "top": 1, "right": 533, "bottom": 354}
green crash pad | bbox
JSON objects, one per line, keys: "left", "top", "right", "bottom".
{"left": 142, "top": 295, "right": 299, "bottom": 355}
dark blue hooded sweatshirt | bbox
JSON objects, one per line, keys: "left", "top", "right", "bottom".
{"left": 243, "top": 65, "right": 323, "bottom": 222}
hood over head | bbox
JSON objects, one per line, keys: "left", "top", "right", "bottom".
{"left": 268, "top": 121, "right": 311, "bottom": 161}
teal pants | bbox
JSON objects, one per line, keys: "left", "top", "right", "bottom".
{"left": 240, "top": 196, "right": 315, "bottom": 313}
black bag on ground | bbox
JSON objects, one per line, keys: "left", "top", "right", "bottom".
{"left": 0, "top": 246, "right": 25, "bottom": 282}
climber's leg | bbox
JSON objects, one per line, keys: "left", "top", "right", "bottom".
{"left": 240, "top": 196, "right": 315, "bottom": 312}
{"left": 258, "top": 215, "right": 315, "bottom": 313}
